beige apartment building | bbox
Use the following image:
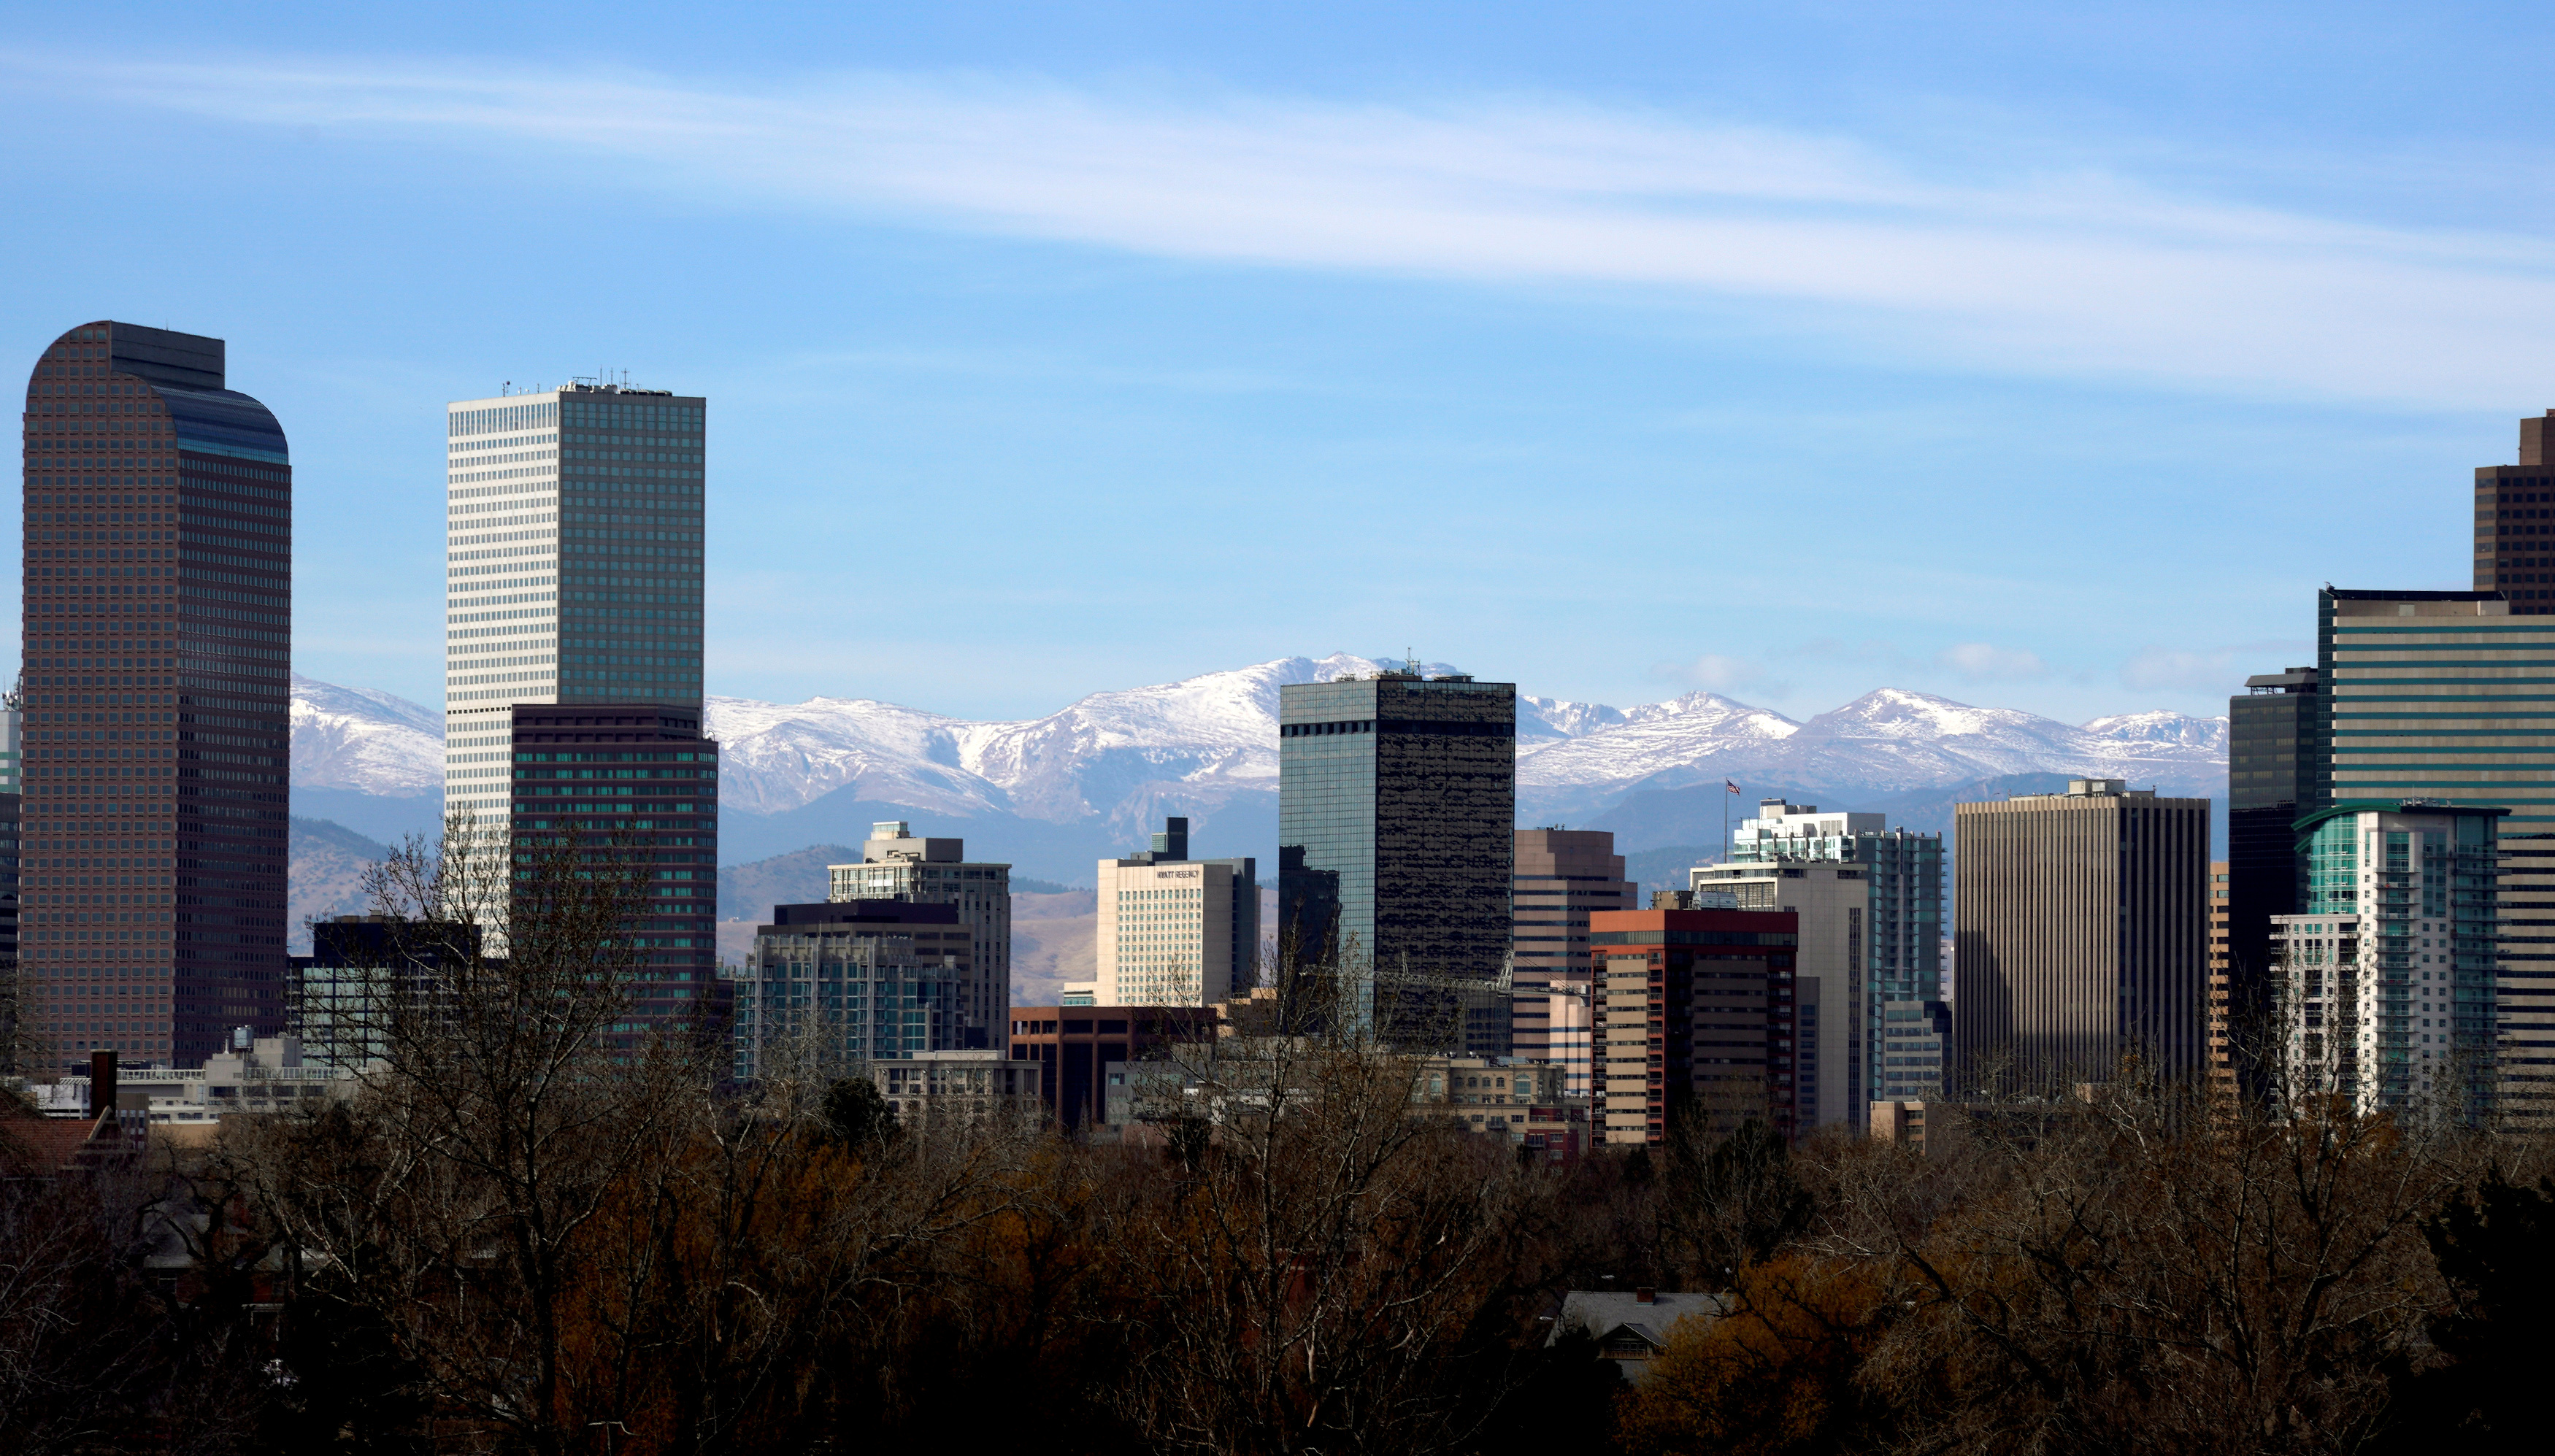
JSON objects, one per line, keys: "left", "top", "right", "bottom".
{"left": 1953, "top": 780, "right": 2210, "bottom": 1093}
{"left": 828, "top": 822, "right": 1013, "bottom": 1049}
{"left": 1094, "top": 817, "right": 1259, "bottom": 1007}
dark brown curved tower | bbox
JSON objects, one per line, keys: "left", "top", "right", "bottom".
{"left": 20, "top": 322, "right": 289, "bottom": 1068}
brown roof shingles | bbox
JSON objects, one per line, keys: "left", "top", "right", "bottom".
{"left": 0, "top": 1105, "right": 122, "bottom": 1176}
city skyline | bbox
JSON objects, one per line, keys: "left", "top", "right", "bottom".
{"left": 8, "top": 5, "right": 2553, "bottom": 728}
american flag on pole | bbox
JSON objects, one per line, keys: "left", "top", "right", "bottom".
{"left": 1726, "top": 780, "right": 1740, "bottom": 794}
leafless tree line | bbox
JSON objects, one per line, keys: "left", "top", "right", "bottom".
{"left": 3, "top": 825, "right": 2551, "bottom": 1454}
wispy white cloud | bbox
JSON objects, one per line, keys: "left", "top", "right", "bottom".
{"left": 14, "top": 50, "right": 2555, "bottom": 407}
{"left": 2120, "top": 639, "right": 2312, "bottom": 693}
{"left": 1655, "top": 652, "right": 1788, "bottom": 697}
{"left": 1936, "top": 642, "right": 2048, "bottom": 682}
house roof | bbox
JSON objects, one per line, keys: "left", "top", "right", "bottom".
{"left": 0, "top": 1106, "right": 127, "bottom": 1176}
{"left": 1547, "top": 1290, "right": 1728, "bottom": 1350}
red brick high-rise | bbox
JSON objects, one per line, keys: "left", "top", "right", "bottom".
{"left": 20, "top": 322, "right": 289, "bottom": 1068}
{"left": 2476, "top": 409, "right": 2555, "bottom": 613}
{"left": 1589, "top": 906, "right": 1801, "bottom": 1144}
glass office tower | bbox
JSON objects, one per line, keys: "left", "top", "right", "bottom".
{"left": 2314, "top": 588, "right": 2555, "bottom": 1125}
{"left": 1278, "top": 671, "right": 1515, "bottom": 1047}
{"left": 2224, "top": 666, "right": 2318, "bottom": 1087}
{"left": 507, "top": 702, "right": 720, "bottom": 1031}
{"left": 444, "top": 382, "right": 706, "bottom": 843}
{"left": 20, "top": 322, "right": 289, "bottom": 1067}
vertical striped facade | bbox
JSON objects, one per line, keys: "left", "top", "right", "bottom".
{"left": 442, "top": 382, "right": 707, "bottom": 841}
{"left": 1952, "top": 786, "right": 2210, "bottom": 1093}
{"left": 2317, "top": 588, "right": 2555, "bottom": 1123}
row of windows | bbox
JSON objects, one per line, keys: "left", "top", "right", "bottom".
{"left": 562, "top": 401, "right": 702, "bottom": 428}
{"left": 517, "top": 751, "right": 714, "bottom": 763}
{"left": 450, "top": 402, "right": 558, "bottom": 437}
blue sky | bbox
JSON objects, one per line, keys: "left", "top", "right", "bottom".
{"left": 6, "top": 1, "right": 2551, "bottom": 726}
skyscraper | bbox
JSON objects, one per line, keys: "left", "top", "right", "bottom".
{"left": 443, "top": 382, "right": 706, "bottom": 841}
{"left": 1510, "top": 828, "right": 1634, "bottom": 1098}
{"left": 1589, "top": 905, "right": 1801, "bottom": 1144}
{"left": 1689, "top": 858, "right": 1868, "bottom": 1129}
{"left": 2225, "top": 666, "right": 2318, "bottom": 1077}
{"left": 1095, "top": 817, "right": 1259, "bottom": 1007}
{"left": 732, "top": 898, "right": 969, "bottom": 1080}
{"left": 829, "top": 823, "right": 1011, "bottom": 1048}
{"left": 2308, "top": 587, "right": 2555, "bottom": 1125}
{"left": 1278, "top": 670, "right": 1515, "bottom": 1047}
{"left": 2473, "top": 409, "right": 2555, "bottom": 615}
{"left": 2273, "top": 804, "right": 2502, "bottom": 1120}
{"left": 507, "top": 702, "right": 720, "bottom": 1031}
{"left": 1715, "top": 799, "right": 1943, "bottom": 1126}
{"left": 20, "top": 322, "right": 290, "bottom": 1068}
{"left": 1953, "top": 779, "right": 2210, "bottom": 1092}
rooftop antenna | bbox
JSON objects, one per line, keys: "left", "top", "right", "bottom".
{"left": 1405, "top": 647, "right": 1420, "bottom": 676}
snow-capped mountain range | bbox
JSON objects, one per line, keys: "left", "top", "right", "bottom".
{"left": 286, "top": 657, "right": 2227, "bottom": 877}
{"left": 291, "top": 676, "right": 445, "bottom": 796}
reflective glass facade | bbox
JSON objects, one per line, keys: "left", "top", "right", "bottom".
{"left": 2316, "top": 588, "right": 2555, "bottom": 1122}
{"left": 20, "top": 322, "right": 290, "bottom": 1068}
{"left": 508, "top": 703, "right": 720, "bottom": 1031}
{"left": 2272, "top": 804, "right": 2501, "bottom": 1118}
{"left": 2226, "top": 666, "right": 2318, "bottom": 1092}
{"left": 445, "top": 384, "right": 706, "bottom": 841}
{"left": 731, "top": 901, "right": 972, "bottom": 1079}
{"left": 1278, "top": 675, "right": 1515, "bottom": 1025}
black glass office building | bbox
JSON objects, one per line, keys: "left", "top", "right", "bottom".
{"left": 1278, "top": 672, "right": 1515, "bottom": 1041}
{"left": 2226, "top": 666, "right": 2318, "bottom": 1063}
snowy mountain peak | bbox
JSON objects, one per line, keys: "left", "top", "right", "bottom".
{"left": 2082, "top": 711, "right": 2232, "bottom": 750}
{"left": 1312, "top": 652, "right": 1468, "bottom": 683}
{"left": 1513, "top": 692, "right": 1805, "bottom": 790}
{"left": 1521, "top": 695, "right": 1629, "bottom": 739}
{"left": 1804, "top": 687, "right": 2035, "bottom": 741}
{"left": 1622, "top": 691, "right": 1803, "bottom": 732}
{"left": 290, "top": 674, "right": 442, "bottom": 796}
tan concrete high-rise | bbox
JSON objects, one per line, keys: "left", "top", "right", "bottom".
{"left": 1953, "top": 779, "right": 2210, "bottom": 1093}
{"left": 1510, "top": 828, "right": 1634, "bottom": 1098}
{"left": 1093, "top": 817, "right": 1257, "bottom": 1009}
{"left": 442, "top": 382, "right": 706, "bottom": 841}
{"left": 2207, "top": 860, "right": 2233, "bottom": 1102}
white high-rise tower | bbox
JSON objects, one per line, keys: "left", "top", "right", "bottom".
{"left": 442, "top": 382, "right": 707, "bottom": 832}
